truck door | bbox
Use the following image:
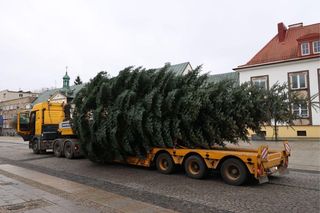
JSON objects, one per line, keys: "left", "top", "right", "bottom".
{"left": 17, "top": 111, "right": 31, "bottom": 141}
{"left": 34, "top": 110, "right": 42, "bottom": 135}
{"left": 29, "top": 111, "right": 36, "bottom": 136}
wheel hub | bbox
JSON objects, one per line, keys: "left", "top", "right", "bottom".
{"left": 189, "top": 161, "right": 200, "bottom": 174}
{"left": 226, "top": 165, "right": 240, "bottom": 180}
{"left": 160, "top": 159, "right": 169, "bottom": 170}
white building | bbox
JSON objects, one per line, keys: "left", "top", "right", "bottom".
{"left": 0, "top": 90, "right": 38, "bottom": 103}
{"left": 234, "top": 22, "right": 320, "bottom": 140}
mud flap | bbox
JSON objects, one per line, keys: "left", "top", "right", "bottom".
{"left": 258, "top": 175, "right": 269, "bottom": 184}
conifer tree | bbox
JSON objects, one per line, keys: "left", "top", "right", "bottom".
{"left": 74, "top": 75, "right": 83, "bottom": 85}
{"left": 72, "top": 65, "right": 300, "bottom": 162}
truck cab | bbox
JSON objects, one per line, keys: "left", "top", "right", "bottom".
{"left": 17, "top": 101, "right": 81, "bottom": 158}
{"left": 17, "top": 102, "right": 64, "bottom": 152}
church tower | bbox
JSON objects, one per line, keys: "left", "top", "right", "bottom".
{"left": 63, "top": 71, "right": 70, "bottom": 90}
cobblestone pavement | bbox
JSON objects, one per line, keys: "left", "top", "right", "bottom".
{"left": 0, "top": 165, "right": 175, "bottom": 213}
{"left": 0, "top": 174, "right": 102, "bottom": 213}
{"left": 0, "top": 139, "right": 319, "bottom": 213}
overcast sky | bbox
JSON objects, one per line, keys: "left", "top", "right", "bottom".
{"left": 0, "top": 0, "right": 319, "bottom": 91}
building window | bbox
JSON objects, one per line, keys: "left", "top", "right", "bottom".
{"left": 290, "top": 72, "right": 307, "bottom": 89}
{"left": 297, "top": 131, "right": 307, "bottom": 136}
{"left": 292, "top": 103, "right": 308, "bottom": 118}
{"left": 313, "top": 40, "right": 320, "bottom": 54}
{"left": 301, "top": 42, "right": 310, "bottom": 55}
{"left": 251, "top": 75, "right": 268, "bottom": 90}
{"left": 19, "top": 94, "right": 23, "bottom": 98}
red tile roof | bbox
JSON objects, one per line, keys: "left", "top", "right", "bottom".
{"left": 235, "top": 23, "right": 320, "bottom": 69}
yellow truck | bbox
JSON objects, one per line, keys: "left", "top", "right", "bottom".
{"left": 17, "top": 101, "right": 291, "bottom": 185}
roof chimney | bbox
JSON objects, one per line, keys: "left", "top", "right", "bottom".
{"left": 277, "top": 22, "right": 287, "bottom": 42}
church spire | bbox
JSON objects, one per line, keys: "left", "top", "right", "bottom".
{"left": 63, "top": 66, "right": 70, "bottom": 90}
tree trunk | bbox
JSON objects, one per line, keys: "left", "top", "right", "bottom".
{"left": 274, "top": 120, "right": 278, "bottom": 141}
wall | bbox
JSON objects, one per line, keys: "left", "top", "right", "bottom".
{"left": 0, "top": 90, "right": 38, "bottom": 102}
{"left": 238, "top": 58, "right": 320, "bottom": 126}
{"left": 50, "top": 93, "right": 67, "bottom": 104}
{"left": 249, "top": 126, "right": 320, "bottom": 140}
{"left": 183, "top": 63, "right": 193, "bottom": 74}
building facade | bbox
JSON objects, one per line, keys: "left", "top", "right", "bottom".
{"left": 234, "top": 22, "right": 320, "bottom": 140}
{"left": 0, "top": 96, "right": 36, "bottom": 136}
{"left": 0, "top": 90, "right": 38, "bottom": 102}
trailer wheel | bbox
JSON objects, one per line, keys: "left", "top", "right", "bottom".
{"left": 184, "top": 155, "right": 207, "bottom": 179}
{"left": 156, "top": 153, "right": 175, "bottom": 174}
{"left": 64, "top": 141, "right": 74, "bottom": 159}
{"left": 220, "top": 158, "right": 248, "bottom": 186}
{"left": 53, "top": 140, "right": 63, "bottom": 157}
{"left": 32, "top": 139, "right": 40, "bottom": 154}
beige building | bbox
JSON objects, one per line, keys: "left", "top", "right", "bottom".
{"left": 0, "top": 96, "right": 36, "bottom": 136}
{"left": 0, "top": 90, "right": 38, "bottom": 102}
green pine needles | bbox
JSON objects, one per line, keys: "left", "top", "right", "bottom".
{"left": 71, "top": 64, "right": 295, "bottom": 163}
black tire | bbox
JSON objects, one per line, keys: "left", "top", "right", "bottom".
{"left": 64, "top": 141, "right": 74, "bottom": 159}
{"left": 32, "top": 139, "right": 40, "bottom": 154}
{"left": 220, "top": 158, "right": 248, "bottom": 186}
{"left": 53, "top": 140, "right": 63, "bottom": 157}
{"left": 156, "top": 153, "right": 175, "bottom": 174}
{"left": 184, "top": 155, "right": 207, "bottom": 179}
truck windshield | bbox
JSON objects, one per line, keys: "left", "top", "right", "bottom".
{"left": 19, "top": 112, "right": 30, "bottom": 131}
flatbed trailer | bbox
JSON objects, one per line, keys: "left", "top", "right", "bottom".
{"left": 119, "top": 142, "right": 290, "bottom": 185}
{"left": 17, "top": 102, "right": 291, "bottom": 186}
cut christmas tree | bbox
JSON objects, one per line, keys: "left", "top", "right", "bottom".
{"left": 72, "top": 64, "right": 300, "bottom": 163}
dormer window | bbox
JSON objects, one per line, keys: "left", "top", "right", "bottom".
{"left": 297, "top": 33, "right": 320, "bottom": 56}
{"left": 313, "top": 40, "right": 320, "bottom": 53}
{"left": 301, "top": 42, "right": 310, "bottom": 55}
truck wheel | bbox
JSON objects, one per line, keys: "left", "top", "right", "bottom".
{"left": 184, "top": 155, "right": 207, "bottom": 179}
{"left": 156, "top": 153, "right": 175, "bottom": 174}
{"left": 64, "top": 141, "right": 74, "bottom": 159}
{"left": 220, "top": 158, "right": 248, "bottom": 186}
{"left": 32, "top": 139, "right": 40, "bottom": 154}
{"left": 53, "top": 140, "right": 63, "bottom": 157}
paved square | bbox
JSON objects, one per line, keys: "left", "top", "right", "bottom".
{"left": 0, "top": 165, "right": 175, "bottom": 213}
